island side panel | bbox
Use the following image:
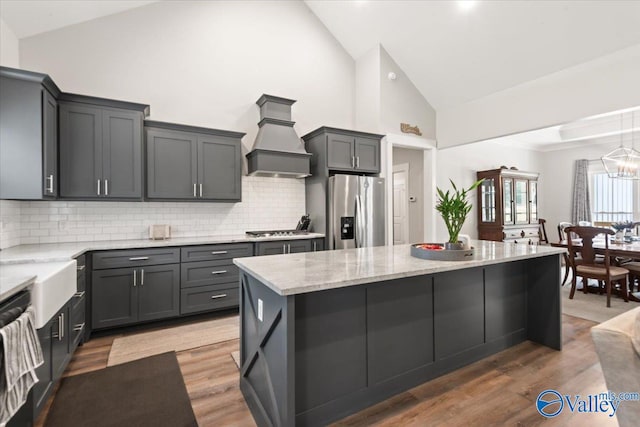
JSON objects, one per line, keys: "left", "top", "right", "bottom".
{"left": 239, "top": 272, "right": 295, "bottom": 427}
{"left": 485, "top": 260, "right": 527, "bottom": 344}
{"left": 526, "top": 254, "right": 562, "bottom": 350}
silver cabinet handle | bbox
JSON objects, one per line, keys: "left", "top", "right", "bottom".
{"left": 97, "top": 179, "right": 101, "bottom": 196}
{"left": 46, "top": 174, "right": 54, "bottom": 193}
{"left": 193, "top": 183, "right": 197, "bottom": 197}
{"left": 313, "top": 241, "right": 317, "bottom": 251}
{"left": 356, "top": 156, "right": 360, "bottom": 168}
{"left": 73, "top": 322, "right": 85, "bottom": 332}
{"left": 210, "top": 294, "right": 227, "bottom": 300}
{"left": 74, "top": 291, "right": 85, "bottom": 298}
{"left": 129, "top": 256, "right": 149, "bottom": 261}
{"left": 60, "top": 312, "right": 64, "bottom": 340}
{"left": 77, "top": 265, "right": 85, "bottom": 271}
{"left": 288, "top": 243, "right": 291, "bottom": 253}
{"left": 133, "top": 269, "right": 137, "bottom": 287}
{"left": 282, "top": 243, "right": 286, "bottom": 254}
{"left": 58, "top": 313, "right": 63, "bottom": 341}
{"left": 210, "top": 251, "right": 228, "bottom": 255}
{"left": 105, "top": 179, "right": 109, "bottom": 196}
{"left": 199, "top": 183, "right": 203, "bottom": 198}
{"left": 141, "top": 268, "right": 144, "bottom": 286}
{"left": 211, "top": 270, "right": 228, "bottom": 275}
{"left": 351, "top": 156, "right": 355, "bottom": 168}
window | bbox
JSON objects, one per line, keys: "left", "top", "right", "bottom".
{"left": 589, "top": 162, "right": 636, "bottom": 223}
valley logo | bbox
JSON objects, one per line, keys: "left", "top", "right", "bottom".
{"left": 536, "top": 389, "right": 639, "bottom": 418}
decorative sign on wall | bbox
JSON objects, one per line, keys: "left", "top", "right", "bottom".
{"left": 400, "top": 123, "right": 422, "bottom": 136}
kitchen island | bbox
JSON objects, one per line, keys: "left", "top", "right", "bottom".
{"left": 233, "top": 241, "right": 566, "bottom": 427}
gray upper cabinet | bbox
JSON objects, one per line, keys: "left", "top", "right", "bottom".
{"left": 303, "top": 126, "right": 384, "bottom": 175}
{"left": 0, "top": 67, "right": 61, "bottom": 200}
{"left": 58, "top": 94, "right": 147, "bottom": 200}
{"left": 145, "top": 121, "right": 244, "bottom": 202}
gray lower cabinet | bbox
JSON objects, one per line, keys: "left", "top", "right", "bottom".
{"left": 145, "top": 121, "right": 244, "bottom": 202}
{"left": 34, "top": 301, "right": 72, "bottom": 416}
{"left": 59, "top": 101, "right": 144, "bottom": 199}
{"left": 255, "top": 239, "right": 313, "bottom": 256}
{"left": 92, "top": 264, "right": 179, "bottom": 329}
{"left": 0, "top": 67, "right": 60, "bottom": 199}
{"left": 181, "top": 285, "right": 239, "bottom": 315}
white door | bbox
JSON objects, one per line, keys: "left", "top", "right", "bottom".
{"left": 393, "top": 164, "right": 410, "bottom": 245}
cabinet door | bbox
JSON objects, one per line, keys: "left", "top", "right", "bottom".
{"left": 288, "top": 239, "right": 312, "bottom": 254}
{"left": 51, "top": 306, "right": 69, "bottom": 380}
{"left": 529, "top": 180, "right": 538, "bottom": 223}
{"left": 197, "top": 135, "right": 241, "bottom": 201}
{"left": 354, "top": 137, "right": 380, "bottom": 173}
{"left": 59, "top": 103, "right": 102, "bottom": 198}
{"left": 502, "top": 178, "right": 514, "bottom": 225}
{"left": 102, "top": 109, "right": 142, "bottom": 198}
{"left": 92, "top": 268, "right": 137, "bottom": 329}
{"left": 312, "top": 238, "right": 324, "bottom": 252}
{"left": 256, "top": 241, "right": 287, "bottom": 256}
{"left": 326, "top": 134, "right": 355, "bottom": 170}
{"left": 479, "top": 178, "right": 497, "bottom": 224}
{"left": 146, "top": 128, "right": 198, "bottom": 199}
{"left": 33, "top": 324, "right": 53, "bottom": 413}
{"left": 514, "top": 179, "right": 529, "bottom": 224}
{"left": 137, "top": 264, "right": 180, "bottom": 322}
{"left": 42, "top": 90, "right": 58, "bottom": 198}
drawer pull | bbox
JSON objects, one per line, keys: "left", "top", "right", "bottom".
{"left": 210, "top": 294, "right": 227, "bottom": 300}
{"left": 74, "top": 291, "right": 86, "bottom": 298}
{"left": 210, "top": 251, "right": 228, "bottom": 255}
{"left": 129, "top": 256, "right": 149, "bottom": 261}
{"left": 77, "top": 265, "right": 86, "bottom": 271}
{"left": 73, "top": 323, "right": 85, "bottom": 332}
{"left": 211, "top": 270, "right": 228, "bottom": 275}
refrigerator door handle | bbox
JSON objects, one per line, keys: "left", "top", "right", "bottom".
{"left": 355, "top": 194, "right": 363, "bottom": 248}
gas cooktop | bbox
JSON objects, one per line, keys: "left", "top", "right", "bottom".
{"left": 245, "top": 230, "right": 309, "bottom": 238}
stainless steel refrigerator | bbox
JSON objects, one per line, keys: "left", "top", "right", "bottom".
{"left": 328, "top": 174, "right": 386, "bottom": 250}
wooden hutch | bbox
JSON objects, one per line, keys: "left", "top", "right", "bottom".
{"left": 476, "top": 168, "right": 540, "bottom": 244}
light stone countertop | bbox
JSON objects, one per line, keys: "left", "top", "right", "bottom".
{"left": 0, "top": 233, "right": 325, "bottom": 264}
{"left": 0, "top": 274, "right": 35, "bottom": 302}
{"left": 233, "top": 240, "right": 567, "bottom": 296}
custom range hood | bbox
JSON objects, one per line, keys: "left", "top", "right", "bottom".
{"left": 246, "top": 94, "right": 311, "bottom": 178}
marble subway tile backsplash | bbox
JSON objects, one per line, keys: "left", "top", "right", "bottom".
{"left": 0, "top": 176, "right": 305, "bottom": 249}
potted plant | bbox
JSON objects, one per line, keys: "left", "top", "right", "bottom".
{"left": 436, "top": 179, "right": 484, "bottom": 250}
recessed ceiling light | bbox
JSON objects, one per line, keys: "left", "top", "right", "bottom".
{"left": 457, "top": 1, "right": 478, "bottom": 12}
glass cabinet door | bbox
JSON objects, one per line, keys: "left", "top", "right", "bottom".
{"left": 502, "top": 178, "right": 514, "bottom": 224}
{"left": 480, "top": 178, "right": 496, "bottom": 223}
{"left": 529, "top": 180, "right": 538, "bottom": 223}
{"left": 514, "top": 179, "right": 529, "bottom": 224}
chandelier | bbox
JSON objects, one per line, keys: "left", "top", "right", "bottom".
{"left": 601, "top": 112, "right": 640, "bottom": 179}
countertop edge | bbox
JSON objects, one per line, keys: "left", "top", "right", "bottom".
{"left": 234, "top": 249, "right": 565, "bottom": 296}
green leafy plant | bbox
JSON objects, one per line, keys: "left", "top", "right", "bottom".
{"left": 436, "top": 179, "right": 484, "bottom": 244}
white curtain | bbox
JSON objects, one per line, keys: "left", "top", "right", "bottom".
{"left": 571, "top": 159, "right": 592, "bottom": 224}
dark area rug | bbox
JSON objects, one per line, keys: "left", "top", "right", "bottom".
{"left": 45, "top": 352, "right": 197, "bottom": 427}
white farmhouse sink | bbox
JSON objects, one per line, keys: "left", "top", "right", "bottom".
{"left": 0, "top": 261, "right": 76, "bottom": 328}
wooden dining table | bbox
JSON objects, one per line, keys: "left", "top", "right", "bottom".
{"left": 551, "top": 239, "right": 640, "bottom": 302}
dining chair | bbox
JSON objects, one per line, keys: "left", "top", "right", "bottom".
{"left": 566, "top": 226, "right": 629, "bottom": 308}
{"left": 557, "top": 222, "right": 574, "bottom": 285}
{"left": 622, "top": 261, "right": 640, "bottom": 295}
{"left": 538, "top": 218, "right": 549, "bottom": 245}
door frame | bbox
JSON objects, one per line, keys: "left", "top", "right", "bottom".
{"left": 392, "top": 163, "right": 410, "bottom": 245}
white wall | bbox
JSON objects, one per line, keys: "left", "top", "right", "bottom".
{"left": 379, "top": 47, "right": 436, "bottom": 139}
{"left": 0, "top": 17, "right": 19, "bottom": 67}
{"left": 19, "top": 0, "right": 355, "bottom": 157}
{"left": 355, "top": 46, "right": 381, "bottom": 132}
{"left": 437, "top": 44, "right": 640, "bottom": 148}
{"left": 434, "top": 141, "right": 543, "bottom": 242}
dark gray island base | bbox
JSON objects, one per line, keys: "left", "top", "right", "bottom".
{"left": 235, "top": 244, "right": 562, "bottom": 426}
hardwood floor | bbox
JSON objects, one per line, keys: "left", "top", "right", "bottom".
{"left": 36, "top": 315, "right": 616, "bottom": 426}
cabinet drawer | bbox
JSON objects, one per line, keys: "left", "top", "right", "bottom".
{"left": 70, "top": 297, "right": 86, "bottom": 349}
{"left": 180, "top": 285, "right": 239, "bottom": 315}
{"left": 180, "top": 243, "right": 252, "bottom": 262}
{"left": 181, "top": 261, "right": 239, "bottom": 289}
{"left": 93, "top": 247, "right": 180, "bottom": 269}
